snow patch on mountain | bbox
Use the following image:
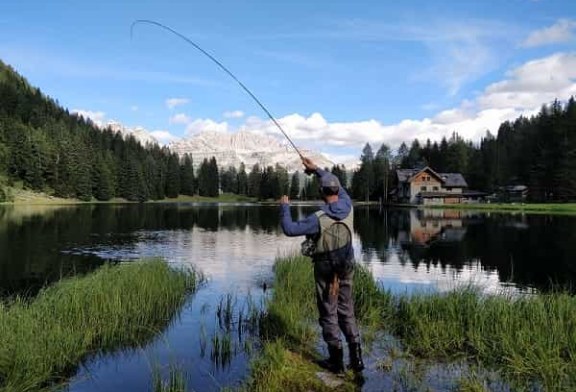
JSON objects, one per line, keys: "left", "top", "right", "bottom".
{"left": 168, "top": 130, "right": 334, "bottom": 172}
{"left": 104, "top": 121, "right": 159, "bottom": 146}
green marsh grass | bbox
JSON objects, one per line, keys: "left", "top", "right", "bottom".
{"left": 0, "top": 259, "right": 197, "bottom": 392}
{"left": 246, "top": 255, "right": 384, "bottom": 391}
{"left": 395, "top": 288, "right": 576, "bottom": 390}
{"left": 199, "top": 293, "right": 264, "bottom": 369}
{"left": 152, "top": 363, "right": 187, "bottom": 392}
{"left": 424, "top": 202, "right": 576, "bottom": 215}
{"left": 248, "top": 255, "right": 576, "bottom": 391}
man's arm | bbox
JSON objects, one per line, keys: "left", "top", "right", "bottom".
{"left": 279, "top": 196, "right": 319, "bottom": 236}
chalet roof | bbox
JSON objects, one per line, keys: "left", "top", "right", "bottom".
{"left": 396, "top": 167, "right": 468, "bottom": 188}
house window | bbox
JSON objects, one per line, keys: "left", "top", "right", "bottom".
{"left": 420, "top": 186, "right": 427, "bottom": 191}
{"left": 433, "top": 186, "right": 439, "bottom": 191}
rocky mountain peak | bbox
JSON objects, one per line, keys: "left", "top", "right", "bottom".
{"left": 168, "top": 130, "right": 334, "bottom": 172}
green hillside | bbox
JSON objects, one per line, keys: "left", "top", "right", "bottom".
{"left": 0, "top": 59, "right": 195, "bottom": 202}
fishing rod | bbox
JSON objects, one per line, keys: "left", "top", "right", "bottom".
{"left": 130, "top": 19, "right": 304, "bottom": 159}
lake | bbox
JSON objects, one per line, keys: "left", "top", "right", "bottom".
{"left": 1, "top": 204, "right": 576, "bottom": 390}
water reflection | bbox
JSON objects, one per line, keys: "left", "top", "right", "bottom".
{"left": 0, "top": 204, "right": 293, "bottom": 296}
{"left": 357, "top": 207, "right": 576, "bottom": 293}
{"left": 3, "top": 204, "right": 576, "bottom": 391}
{"left": 2, "top": 203, "right": 576, "bottom": 295}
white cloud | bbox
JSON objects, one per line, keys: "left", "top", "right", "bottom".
{"left": 228, "top": 52, "right": 576, "bottom": 151}
{"left": 173, "top": 52, "right": 575, "bottom": 160}
{"left": 169, "top": 113, "right": 192, "bottom": 125}
{"left": 321, "top": 153, "right": 360, "bottom": 169}
{"left": 151, "top": 130, "right": 180, "bottom": 144}
{"left": 523, "top": 19, "right": 576, "bottom": 47}
{"left": 479, "top": 52, "right": 576, "bottom": 110}
{"left": 71, "top": 109, "right": 106, "bottom": 127}
{"left": 186, "top": 119, "right": 229, "bottom": 135}
{"left": 165, "top": 98, "right": 189, "bottom": 110}
{"left": 223, "top": 110, "right": 245, "bottom": 119}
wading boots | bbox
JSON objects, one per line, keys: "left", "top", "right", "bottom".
{"left": 317, "top": 344, "right": 345, "bottom": 374}
{"left": 348, "top": 342, "right": 365, "bottom": 372}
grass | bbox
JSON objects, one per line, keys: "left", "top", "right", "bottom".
{"left": 152, "top": 363, "right": 188, "bottom": 392}
{"left": 152, "top": 193, "right": 256, "bottom": 203}
{"left": 423, "top": 202, "right": 576, "bottom": 215}
{"left": 242, "top": 340, "right": 345, "bottom": 392}
{"left": 244, "top": 255, "right": 388, "bottom": 391}
{"left": 395, "top": 288, "right": 576, "bottom": 390}
{"left": 0, "top": 182, "right": 258, "bottom": 205}
{"left": 247, "top": 255, "right": 576, "bottom": 391}
{"left": 0, "top": 259, "right": 197, "bottom": 392}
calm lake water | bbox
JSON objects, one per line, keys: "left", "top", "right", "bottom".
{"left": 2, "top": 204, "right": 576, "bottom": 390}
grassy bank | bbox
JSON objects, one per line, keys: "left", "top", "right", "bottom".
{"left": 247, "top": 255, "right": 576, "bottom": 391}
{"left": 396, "top": 289, "right": 576, "bottom": 390}
{"left": 0, "top": 184, "right": 257, "bottom": 205}
{"left": 150, "top": 193, "right": 256, "bottom": 203}
{"left": 0, "top": 260, "right": 197, "bottom": 392}
{"left": 244, "top": 255, "right": 390, "bottom": 391}
{"left": 423, "top": 202, "right": 576, "bottom": 215}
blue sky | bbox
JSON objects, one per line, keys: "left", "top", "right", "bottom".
{"left": 1, "top": 0, "right": 575, "bottom": 164}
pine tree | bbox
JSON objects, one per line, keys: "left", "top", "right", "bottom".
{"left": 197, "top": 158, "right": 217, "bottom": 197}
{"left": 374, "top": 144, "right": 391, "bottom": 201}
{"left": 93, "top": 155, "right": 114, "bottom": 201}
{"left": 220, "top": 166, "right": 238, "bottom": 194}
{"left": 352, "top": 143, "right": 375, "bottom": 201}
{"left": 165, "top": 153, "right": 181, "bottom": 198}
{"left": 275, "top": 163, "right": 289, "bottom": 196}
{"left": 247, "top": 163, "right": 261, "bottom": 198}
{"left": 208, "top": 157, "right": 219, "bottom": 197}
{"left": 303, "top": 175, "right": 319, "bottom": 200}
{"left": 289, "top": 170, "right": 300, "bottom": 199}
{"left": 238, "top": 162, "right": 248, "bottom": 195}
{"left": 180, "top": 153, "right": 195, "bottom": 196}
{"left": 331, "top": 165, "right": 348, "bottom": 189}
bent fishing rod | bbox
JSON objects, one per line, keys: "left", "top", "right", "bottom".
{"left": 130, "top": 19, "right": 304, "bottom": 159}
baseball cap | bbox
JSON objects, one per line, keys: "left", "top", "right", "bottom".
{"left": 320, "top": 173, "right": 341, "bottom": 188}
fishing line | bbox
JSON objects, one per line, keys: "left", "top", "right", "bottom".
{"left": 130, "top": 19, "right": 304, "bottom": 159}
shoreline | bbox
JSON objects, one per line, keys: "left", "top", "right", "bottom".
{"left": 3, "top": 188, "right": 576, "bottom": 217}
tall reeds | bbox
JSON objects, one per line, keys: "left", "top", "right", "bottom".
{"left": 249, "top": 255, "right": 576, "bottom": 391}
{"left": 0, "top": 259, "right": 197, "bottom": 392}
{"left": 396, "top": 288, "right": 576, "bottom": 389}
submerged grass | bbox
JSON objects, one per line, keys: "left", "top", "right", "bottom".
{"left": 248, "top": 255, "right": 576, "bottom": 391}
{"left": 0, "top": 259, "right": 197, "bottom": 392}
{"left": 152, "top": 363, "right": 188, "bottom": 392}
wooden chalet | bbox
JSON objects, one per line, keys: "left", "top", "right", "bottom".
{"left": 392, "top": 166, "right": 485, "bottom": 205}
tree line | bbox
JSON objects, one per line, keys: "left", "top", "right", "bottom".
{"left": 0, "top": 60, "right": 315, "bottom": 202}
{"left": 350, "top": 98, "right": 576, "bottom": 202}
{"left": 1, "top": 59, "right": 575, "bottom": 203}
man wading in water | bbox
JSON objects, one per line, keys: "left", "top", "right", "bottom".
{"left": 279, "top": 157, "right": 364, "bottom": 374}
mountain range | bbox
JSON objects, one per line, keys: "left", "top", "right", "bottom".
{"left": 102, "top": 121, "right": 337, "bottom": 172}
{"left": 168, "top": 130, "right": 334, "bottom": 171}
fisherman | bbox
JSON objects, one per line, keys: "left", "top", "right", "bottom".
{"left": 279, "top": 157, "right": 364, "bottom": 374}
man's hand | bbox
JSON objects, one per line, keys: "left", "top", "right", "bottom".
{"left": 302, "top": 157, "right": 317, "bottom": 175}
{"left": 280, "top": 195, "right": 290, "bottom": 205}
